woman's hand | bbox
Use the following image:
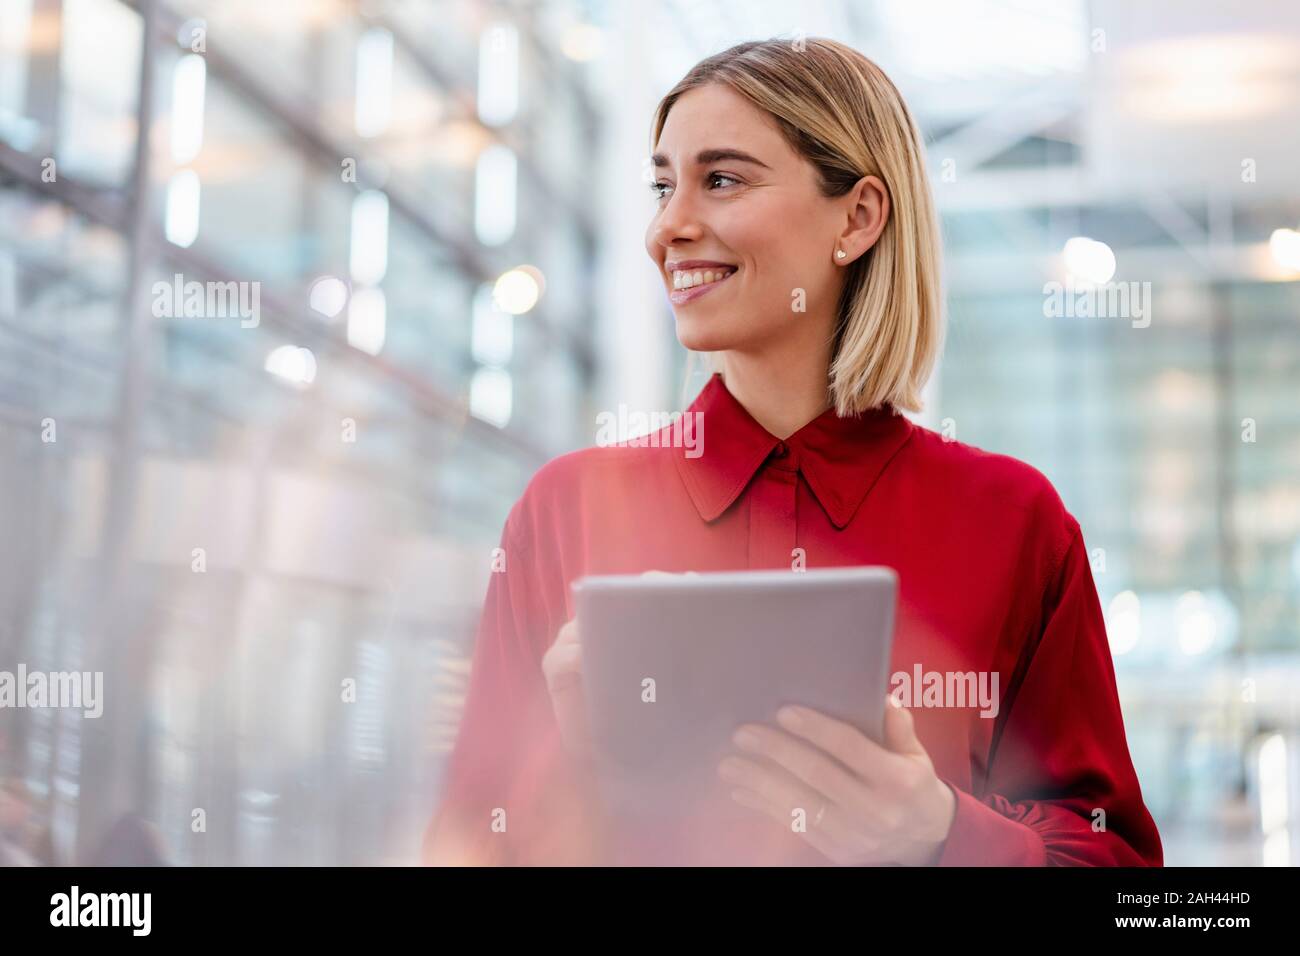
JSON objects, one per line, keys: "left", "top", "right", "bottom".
{"left": 544, "top": 573, "right": 685, "bottom": 765}
{"left": 717, "top": 694, "right": 957, "bottom": 866}
{"left": 541, "top": 618, "right": 593, "bottom": 763}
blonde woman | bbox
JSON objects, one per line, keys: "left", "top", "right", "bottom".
{"left": 424, "top": 38, "right": 1162, "bottom": 867}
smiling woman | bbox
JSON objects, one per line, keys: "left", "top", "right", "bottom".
{"left": 645, "top": 41, "right": 943, "bottom": 426}
{"left": 423, "top": 37, "right": 1163, "bottom": 868}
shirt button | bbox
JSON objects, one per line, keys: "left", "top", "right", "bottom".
{"left": 772, "top": 441, "right": 789, "bottom": 459}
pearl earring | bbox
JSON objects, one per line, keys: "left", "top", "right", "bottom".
{"left": 836, "top": 249, "right": 847, "bottom": 260}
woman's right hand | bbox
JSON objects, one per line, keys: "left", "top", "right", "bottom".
{"left": 542, "top": 618, "right": 593, "bottom": 763}
{"left": 543, "top": 573, "right": 683, "bottom": 765}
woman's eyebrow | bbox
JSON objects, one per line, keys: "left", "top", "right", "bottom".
{"left": 651, "top": 148, "right": 771, "bottom": 170}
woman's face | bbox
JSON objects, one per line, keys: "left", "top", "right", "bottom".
{"left": 645, "top": 83, "right": 854, "bottom": 355}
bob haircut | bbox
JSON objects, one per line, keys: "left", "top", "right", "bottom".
{"left": 650, "top": 37, "right": 944, "bottom": 415}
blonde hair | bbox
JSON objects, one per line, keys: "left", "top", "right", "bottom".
{"left": 652, "top": 38, "right": 944, "bottom": 415}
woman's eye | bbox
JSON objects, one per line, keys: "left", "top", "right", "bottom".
{"left": 650, "top": 173, "right": 740, "bottom": 201}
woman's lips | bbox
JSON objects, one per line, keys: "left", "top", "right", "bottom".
{"left": 669, "top": 269, "right": 737, "bottom": 305}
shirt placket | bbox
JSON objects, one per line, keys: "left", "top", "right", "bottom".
{"left": 747, "top": 442, "right": 799, "bottom": 569}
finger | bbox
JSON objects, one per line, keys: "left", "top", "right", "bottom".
{"left": 718, "top": 756, "right": 856, "bottom": 844}
{"left": 548, "top": 663, "right": 591, "bottom": 760}
{"left": 543, "top": 643, "right": 583, "bottom": 691}
{"left": 732, "top": 723, "right": 864, "bottom": 805}
{"left": 882, "top": 693, "right": 927, "bottom": 757}
{"left": 773, "top": 706, "right": 895, "bottom": 782}
{"left": 542, "top": 621, "right": 589, "bottom": 759}
{"left": 543, "top": 620, "right": 582, "bottom": 683}
{"left": 553, "top": 696, "right": 591, "bottom": 760}
{"left": 554, "top": 618, "right": 580, "bottom": 647}
{"left": 718, "top": 754, "right": 818, "bottom": 811}
{"left": 728, "top": 787, "right": 861, "bottom": 864}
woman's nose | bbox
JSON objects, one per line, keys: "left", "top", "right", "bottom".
{"left": 652, "top": 187, "right": 706, "bottom": 247}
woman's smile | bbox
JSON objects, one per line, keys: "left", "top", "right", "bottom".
{"left": 667, "top": 259, "right": 739, "bottom": 305}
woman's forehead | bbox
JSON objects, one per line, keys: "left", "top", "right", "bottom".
{"left": 656, "top": 87, "right": 788, "bottom": 162}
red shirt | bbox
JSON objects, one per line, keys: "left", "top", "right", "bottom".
{"left": 423, "top": 373, "right": 1163, "bottom": 866}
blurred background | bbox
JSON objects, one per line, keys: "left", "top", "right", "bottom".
{"left": 0, "top": 0, "right": 1297, "bottom": 866}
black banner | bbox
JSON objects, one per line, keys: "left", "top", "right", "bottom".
{"left": 0, "top": 865, "right": 1281, "bottom": 941}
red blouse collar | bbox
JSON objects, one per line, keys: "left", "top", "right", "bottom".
{"left": 674, "top": 373, "right": 915, "bottom": 529}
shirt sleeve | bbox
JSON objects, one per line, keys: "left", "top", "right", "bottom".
{"left": 420, "top": 508, "right": 606, "bottom": 866}
{"left": 934, "top": 519, "right": 1164, "bottom": 866}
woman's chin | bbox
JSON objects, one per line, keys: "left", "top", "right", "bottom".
{"left": 673, "top": 317, "right": 736, "bottom": 353}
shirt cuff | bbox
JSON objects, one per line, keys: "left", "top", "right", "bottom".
{"left": 933, "top": 779, "right": 1049, "bottom": 866}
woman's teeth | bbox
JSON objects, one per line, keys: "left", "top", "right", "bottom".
{"left": 673, "top": 268, "right": 736, "bottom": 290}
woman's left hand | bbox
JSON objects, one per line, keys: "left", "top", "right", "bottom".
{"left": 717, "top": 695, "right": 957, "bottom": 866}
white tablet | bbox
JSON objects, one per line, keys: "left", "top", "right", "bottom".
{"left": 570, "top": 566, "right": 897, "bottom": 821}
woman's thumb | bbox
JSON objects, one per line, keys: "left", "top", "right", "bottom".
{"left": 882, "top": 693, "right": 925, "bottom": 755}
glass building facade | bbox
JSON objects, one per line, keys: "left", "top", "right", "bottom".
{"left": 1, "top": 0, "right": 601, "bottom": 865}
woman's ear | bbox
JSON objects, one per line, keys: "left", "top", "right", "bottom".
{"left": 835, "top": 174, "right": 890, "bottom": 265}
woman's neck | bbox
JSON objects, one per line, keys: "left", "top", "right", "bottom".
{"left": 719, "top": 347, "right": 833, "bottom": 440}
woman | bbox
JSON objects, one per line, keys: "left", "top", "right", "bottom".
{"left": 423, "top": 38, "right": 1162, "bottom": 866}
